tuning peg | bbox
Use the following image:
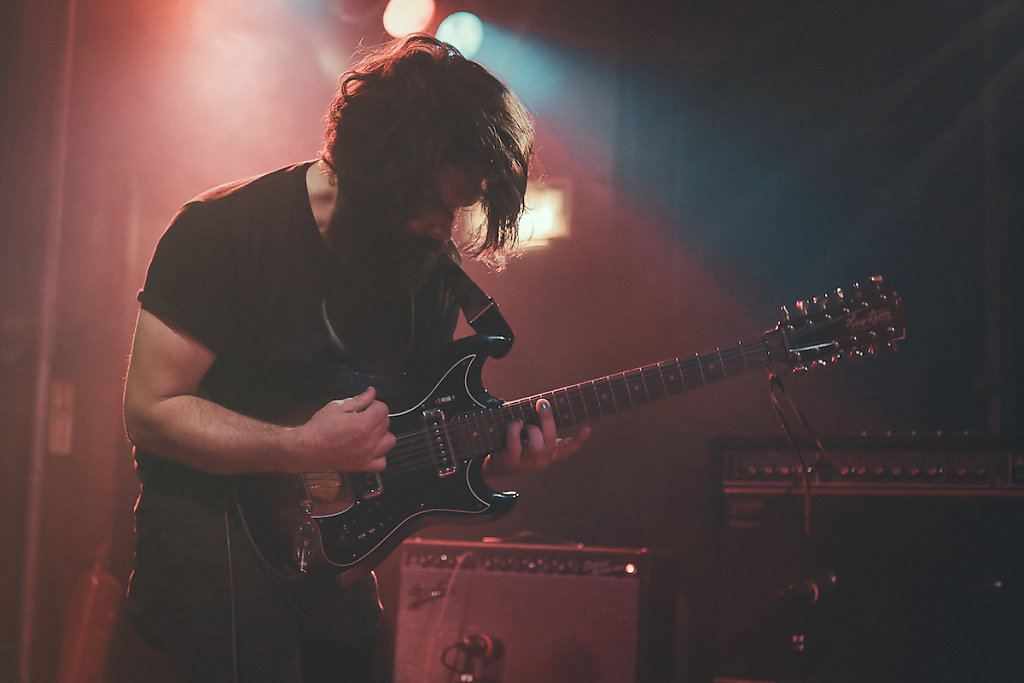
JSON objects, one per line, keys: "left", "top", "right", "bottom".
{"left": 794, "top": 299, "right": 808, "bottom": 315}
{"left": 780, "top": 305, "right": 791, "bottom": 321}
{"left": 820, "top": 292, "right": 838, "bottom": 320}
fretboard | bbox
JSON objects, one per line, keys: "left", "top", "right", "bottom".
{"left": 448, "top": 331, "right": 787, "bottom": 458}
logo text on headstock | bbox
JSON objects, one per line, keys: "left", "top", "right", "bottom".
{"left": 847, "top": 307, "right": 893, "bottom": 331}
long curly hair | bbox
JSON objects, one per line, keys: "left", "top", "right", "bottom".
{"left": 321, "top": 35, "right": 534, "bottom": 265}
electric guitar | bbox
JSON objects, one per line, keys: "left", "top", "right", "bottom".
{"left": 234, "top": 276, "right": 905, "bottom": 583}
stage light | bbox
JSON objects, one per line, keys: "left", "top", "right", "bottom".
{"left": 436, "top": 12, "right": 484, "bottom": 58}
{"left": 382, "top": 0, "right": 435, "bottom": 38}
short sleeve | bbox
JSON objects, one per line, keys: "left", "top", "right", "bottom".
{"left": 138, "top": 202, "right": 238, "bottom": 354}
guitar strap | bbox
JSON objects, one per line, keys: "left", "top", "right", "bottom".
{"left": 443, "top": 253, "right": 515, "bottom": 358}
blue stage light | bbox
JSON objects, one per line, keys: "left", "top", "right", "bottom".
{"left": 437, "top": 12, "right": 484, "bottom": 58}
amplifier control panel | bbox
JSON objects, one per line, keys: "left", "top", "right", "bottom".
{"left": 715, "top": 435, "right": 1024, "bottom": 495}
{"left": 399, "top": 538, "right": 660, "bottom": 578}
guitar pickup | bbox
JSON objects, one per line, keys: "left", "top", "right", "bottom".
{"left": 422, "top": 408, "right": 457, "bottom": 476}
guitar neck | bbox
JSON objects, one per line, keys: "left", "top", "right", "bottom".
{"left": 452, "top": 331, "right": 788, "bottom": 456}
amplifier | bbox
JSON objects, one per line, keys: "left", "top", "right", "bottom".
{"left": 711, "top": 435, "right": 1024, "bottom": 682}
{"left": 390, "top": 538, "right": 673, "bottom": 683}
{"left": 715, "top": 434, "right": 1024, "bottom": 495}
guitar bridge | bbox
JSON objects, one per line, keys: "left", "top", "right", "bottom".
{"left": 353, "top": 472, "right": 383, "bottom": 499}
{"left": 423, "top": 408, "right": 457, "bottom": 476}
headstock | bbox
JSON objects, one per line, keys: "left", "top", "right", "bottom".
{"left": 772, "top": 275, "right": 906, "bottom": 371}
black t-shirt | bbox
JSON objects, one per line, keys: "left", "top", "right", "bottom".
{"left": 136, "top": 161, "right": 460, "bottom": 476}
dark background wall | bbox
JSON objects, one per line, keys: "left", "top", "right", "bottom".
{"left": 2, "top": 0, "right": 1022, "bottom": 681}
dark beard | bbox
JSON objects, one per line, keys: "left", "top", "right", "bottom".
{"left": 325, "top": 202, "right": 447, "bottom": 303}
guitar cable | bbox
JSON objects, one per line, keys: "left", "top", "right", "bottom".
{"left": 768, "top": 371, "right": 828, "bottom": 538}
{"left": 223, "top": 507, "right": 240, "bottom": 683}
{"left": 420, "top": 551, "right": 472, "bottom": 683}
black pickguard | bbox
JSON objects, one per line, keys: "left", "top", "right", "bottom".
{"left": 233, "top": 336, "right": 518, "bottom": 584}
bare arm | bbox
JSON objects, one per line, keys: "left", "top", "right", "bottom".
{"left": 123, "top": 309, "right": 394, "bottom": 475}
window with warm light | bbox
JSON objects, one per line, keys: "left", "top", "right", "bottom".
{"left": 519, "top": 180, "right": 571, "bottom": 248}
{"left": 458, "top": 180, "right": 570, "bottom": 249}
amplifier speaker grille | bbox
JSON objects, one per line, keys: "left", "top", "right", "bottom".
{"left": 390, "top": 539, "right": 673, "bottom": 683}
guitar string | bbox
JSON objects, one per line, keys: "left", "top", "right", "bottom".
{"left": 304, "top": 352, "right": 723, "bottom": 480}
{"left": 305, "top": 341, "right": 778, "bottom": 480}
{"left": 307, "top": 342, "right": 779, "bottom": 483}
{"left": 304, "top": 341, "right": 778, "bottom": 482}
{"left": 304, "top": 299, "right": 898, "bottom": 483}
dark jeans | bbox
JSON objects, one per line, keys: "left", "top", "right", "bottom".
{"left": 128, "top": 487, "right": 382, "bottom": 683}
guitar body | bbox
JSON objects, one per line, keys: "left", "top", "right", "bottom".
{"left": 234, "top": 277, "right": 906, "bottom": 584}
{"left": 234, "top": 336, "right": 518, "bottom": 584}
